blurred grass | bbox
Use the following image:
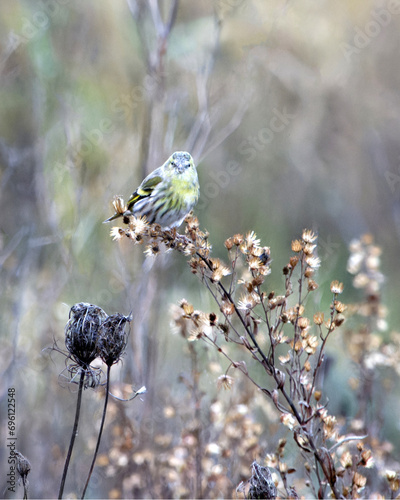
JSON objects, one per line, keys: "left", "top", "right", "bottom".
{"left": 1, "top": 0, "right": 400, "bottom": 497}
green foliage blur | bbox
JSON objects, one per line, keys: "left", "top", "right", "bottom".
{"left": 1, "top": 1, "right": 400, "bottom": 497}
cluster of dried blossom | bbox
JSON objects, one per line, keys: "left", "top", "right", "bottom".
{"left": 108, "top": 210, "right": 400, "bottom": 499}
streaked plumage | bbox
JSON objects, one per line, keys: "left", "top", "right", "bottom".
{"left": 104, "top": 151, "right": 199, "bottom": 229}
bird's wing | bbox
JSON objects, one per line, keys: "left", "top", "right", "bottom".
{"left": 127, "top": 172, "right": 163, "bottom": 207}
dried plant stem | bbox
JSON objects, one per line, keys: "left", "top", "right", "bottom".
{"left": 195, "top": 251, "right": 342, "bottom": 498}
{"left": 187, "top": 342, "right": 203, "bottom": 499}
{"left": 22, "top": 482, "right": 28, "bottom": 500}
{"left": 58, "top": 369, "right": 85, "bottom": 499}
{"left": 197, "top": 250, "right": 304, "bottom": 422}
{"left": 81, "top": 364, "right": 111, "bottom": 498}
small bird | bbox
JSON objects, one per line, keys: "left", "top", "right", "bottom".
{"left": 104, "top": 151, "right": 199, "bottom": 229}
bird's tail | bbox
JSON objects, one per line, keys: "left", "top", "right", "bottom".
{"left": 103, "top": 212, "right": 122, "bottom": 223}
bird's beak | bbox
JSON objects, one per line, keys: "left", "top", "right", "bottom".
{"left": 177, "top": 161, "right": 190, "bottom": 173}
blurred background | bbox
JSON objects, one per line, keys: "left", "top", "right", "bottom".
{"left": 1, "top": 0, "right": 400, "bottom": 497}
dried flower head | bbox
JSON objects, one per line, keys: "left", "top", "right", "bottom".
{"left": 313, "top": 312, "right": 324, "bottom": 325}
{"left": 340, "top": 451, "right": 353, "bottom": 469}
{"left": 14, "top": 451, "right": 31, "bottom": 490}
{"left": 353, "top": 472, "right": 367, "bottom": 489}
{"left": 216, "top": 374, "right": 235, "bottom": 390}
{"left": 210, "top": 258, "right": 231, "bottom": 282}
{"left": 360, "top": 449, "right": 374, "bottom": 468}
{"left": 237, "top": 293, "right": 260, "bottom": 311}
{"left": 220, "top": 298, "right": 235, "bottom": 316}
{"left": 233, "top": 233, "right": 244, "bottom": 246}
{"left": 297, "top": 317, "right": 310, "bottom": 330}
{"left": 243, "top": 462, "right": 277, "bottom": 500}
{"left": 386, "top": 470, "right": 398, "bottom": 481}
{"left": 110, "top": 227, "right": 125, "bottom": 241}
{"left": 307, "top": 279, "right": 318, "bottom": 291}
{"left": 330, "top": 280, "right": 344, "bottom": 294}
{"left": 97, "top": 313, "right": 132, "bottom": 366}
{"left": 305, "top": 256, "right": 321, "bottom": 270}
{"left": 179, "top": 299, "right": 194, "bottom": 317}
{"left": 303, "top": 243, "right": 317, "bottom": 255}
{"left": 304, "top": 335, "right": 318, "bottom": 354}
{"left": 65, "top": 303, "right": 107, "bottom": 367}
{"left": 291, "top": 239, "right": 303, "bottom": 252}
{"left": 334, "top": 313, "right": 345, "bottom": 327}
{"left": 131, "top": 215, "right": 150, "bottom": 236}
{"left": 302, "top": 229, "right": 317, "bottom": 243}
{"left": 245, "top": 231, "right": 261, "bottom": 250}
{"left": 224, "top": 237, "right": 234, "bottom": 250}
{"left": 334, "top": 300, "right": 346, "bottom": 313}
{"left": 281, "top": 413, "right": 296, "bottom": 430}
{"left": 144, "top": 242, "right": 160, "bottom": 257}
{"left": 112, "top": 196, "right": 127, "bottom": 216}
{"left": 385, "top": 470, "right": 400, "bottom": 491}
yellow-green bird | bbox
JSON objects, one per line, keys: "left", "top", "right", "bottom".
{"left": 104, "top": 151, "right": 199, "bottom": 229}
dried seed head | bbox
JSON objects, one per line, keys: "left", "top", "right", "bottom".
{"left": 233, "top": 234, "right": 244, "bottom": 246}
{"left": 307, "top": 279, "right": 318, "bottom": 291}
{"left": 385, "top": 470, "right": 398, "bottom": 481}
{"left": 334, "top": 300, "right": 346, "bottom": 313}
{"left": 297, "top": 317, "right": 310, "bottom": 330}
{"left": 291, "top": 240, "right": 303, "bottom": 252}
{"left": 97, "top": 313, "right": 132, "bottom": 366}
{"left": 112, "top": 196, "right": 127, "bottom": 215}
{"left": 334, "top": 313, "right": 345, "bottom": 327}
{"left": 15, "top": 451, "right": 31, "bottom": 487}
{"left": 144, "top": 242, "right": 160, "bottom": 257}
{"left": 220, "top": 299, "right": 235, "bottom": 316}
{"left": 224, "top": 237, "right": 234, "bottom": 250}
{"left": 305, "top": 256, "right": 321, "bottom": 270}
{"left": 65, "top": 303, "right": 107, "bottom": 366}
{"left": 281, "top": 413, "right": 296, "bottom": 430}
{"left": 110, "top": 227, "right": 124, "bottom": 241}
{"left": 209, "top": 312, "right": 218, "bottom": 326}
{"left": 330, "top": 280, "right": 344, "bottom": 294}
{"left": 360, "top": 449, "right": 373, "bottom": 468}
{"left": 353, "top": 472, "right": 367, "bottom": 489}
{"left": 245, "top": 462, "right": 277, "bottom": 500}
{"left": 216, "top": 374, "right": 234, "bottom": 390}
{"left": 302, "top": 229, "right": 317, "bottom": 243}
{"left": 340, "top": 451, "right": 353, "bottom": 469}
{"left": 313, "top": 312, "right": 324, "bottom": 325}
{"left": 180, "top": 299, "right": 194, "bottom": 317}
{"left": 210, "top": 258, "right": 231, "bottom": 282}
{"left": 303, "top": 243, "right": 317, "bottom": 255}
{"left": 304, "top": 267, "right": 315, "bottom": 278}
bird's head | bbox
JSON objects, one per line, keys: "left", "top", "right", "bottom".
{"left": 167, "top": 151, "right": 194, "bottom": 174}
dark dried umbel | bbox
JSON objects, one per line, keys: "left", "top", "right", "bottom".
{"left": 97, "top": 313, "right": 132, "bottom": 366}
{"left": 65, "top": 302, "right": 107, "bottom": 367}
{"left": 244, "top": 462, "right": 277, "bottom": 500}
{"left": 59, "top": 302, "right": 107, "bottom": 499}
